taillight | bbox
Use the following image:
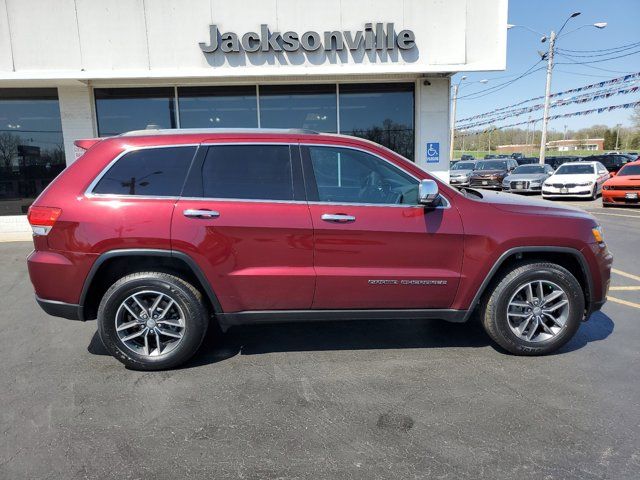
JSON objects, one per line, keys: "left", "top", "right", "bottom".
{"left": 27, "top": 206, "right": 62, "bottom": 236}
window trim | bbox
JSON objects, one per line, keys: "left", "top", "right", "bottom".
{"left": 84, "top": 143, "right": 199, "bottom": 199}
{"left": 182, "top": 141, "right": 306, "bottom": 203}
{"left": 300, "top": 143, "right": 450, "bottom": 209}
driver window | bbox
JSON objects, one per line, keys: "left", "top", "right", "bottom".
{"left": 308, "top": 146, "right": 418, "bottom": 205}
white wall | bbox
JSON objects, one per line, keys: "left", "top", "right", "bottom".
{"left": 0, "top": 0, "right": 507, "bottom": 81}
{"left": 58, "top": 85, "right": 96, "bottom": 164}
{"left": 415, "top": 77, "right": 451, "bottom": 182}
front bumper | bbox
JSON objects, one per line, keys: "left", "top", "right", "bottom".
{"left": 542, "top": 186, "right": 593, "bottom": 198}
{"left": 450, "top": 177, "right": 470, "bottom": 187}
{"left": 503, "top": 185, "right": 543, "bottom": 193}
{"left": 602, "top": 190, "right": 640, "bottom": 205}
{"left": 469, "top": 178, "right": 502, "bottom": 189}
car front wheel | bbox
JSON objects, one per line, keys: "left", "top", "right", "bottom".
{"left": 481, "top": 261, "right": 585, "bottom": 355}
{"left": 98, "top": 272, "right": 209, "bottom": 370}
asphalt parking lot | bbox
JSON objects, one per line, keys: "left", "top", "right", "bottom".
{"left": 1, "top": 198, "right": 639, "bottom": 480}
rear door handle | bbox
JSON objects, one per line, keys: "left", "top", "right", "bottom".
{"left": 183, "top": 209, "right": 220, "bottom": 219}
{"left": 321, "top": 213, "right": 356, "bottom": 223}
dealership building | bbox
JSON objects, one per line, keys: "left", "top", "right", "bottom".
{"left": 0, "top": 0, "right": 506, "bottom": 229}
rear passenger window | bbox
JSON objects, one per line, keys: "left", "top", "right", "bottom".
{"left": 92, "top": 146, "right": 196, "bottom": 196}
{"left": 201, "top": 145, "right": 294, "bottom": 200}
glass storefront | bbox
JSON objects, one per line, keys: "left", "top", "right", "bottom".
{"left": 94, "top": 83, "right": 415, "bottom": 159}
{"left": 259, "top": 84, "right": 337, "bottom": 133}
{"left": 0, "top": 89, "right": 66, "bottom": 216}
{"left": 94, "top": 88, "right": 176, "bottom": 136}
{"left": 178, "top": 86, "right": 257, "bottom": 128}
{"left": 339, "top": 83, "right": 414, "bottom": 160}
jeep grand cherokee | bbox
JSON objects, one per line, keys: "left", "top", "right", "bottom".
{"left": 27, "top": 129, "right": 613, "bottom": 370}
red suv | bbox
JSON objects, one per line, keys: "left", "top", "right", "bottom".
{"left": 27, "top": 129, "right": 612, "bottom": 370}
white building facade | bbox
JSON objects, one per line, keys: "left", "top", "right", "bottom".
{"left": 0, "top": 0, "right": 507, "bottom": 222}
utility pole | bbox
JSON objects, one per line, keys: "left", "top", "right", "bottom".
{"left": 449, "top": 80, "right": 462, "bottom": 162}
{"left": 539, "top": 30, "right": 556, "bottom": 165}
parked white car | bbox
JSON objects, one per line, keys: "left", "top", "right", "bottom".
{"left": 542, "top": 161, "right": 610, "bottom": 199}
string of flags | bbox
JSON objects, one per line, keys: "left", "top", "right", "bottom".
{"left": 457, "top": 101, "right": 640, "bottom": 137}
{"left": 456, "top": 72, "right": 640, "bottom": 124}
{"left": 457, "top": 85, "right": 639, "bottom": 130}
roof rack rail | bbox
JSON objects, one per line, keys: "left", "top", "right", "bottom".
{"left": 120, "top": 128, "right": 320, "bottom": 136}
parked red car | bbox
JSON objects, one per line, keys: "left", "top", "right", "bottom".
{"left": 27, "top": 129, "right": 612, "bottom": 370}
{"left": 602, "top": 159, "right": 640, "bottom": 207}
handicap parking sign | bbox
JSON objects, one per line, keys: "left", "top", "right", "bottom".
{"left": 426, "top": 142, "right": 440, "bottom": 163}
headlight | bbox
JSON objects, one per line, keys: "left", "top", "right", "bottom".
{"left": 530, "top": 180, "right": 542, "bottom": 186}
{"left": 592, "top": 225, "right": 604, "bottom": 244}
{"left": 603, "top": 185, "right": 610, "bottom": 190}
{"left": 577, "top": 181, "right": 594, "bottom": 186}
{"left": 543, "top": 181, "right": 552, "bottom": 187}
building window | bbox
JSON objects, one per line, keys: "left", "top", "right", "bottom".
{"left": 339, "top": 83, "right": 414, "bottom": 160}
{"left": 178, "top": 86, "right": 258, "bottom": 128}
{"left": 94, "top": 88, "right": 176, "bottom": 136}
{"left": 0, "top": 89, "right": 66, "bottom": 216}
{"left": 259, "top": 84, "right": 337, "bottom": 133}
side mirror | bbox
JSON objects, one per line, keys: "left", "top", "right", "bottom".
{"left": 419, "top": 179, "right": 440, "bottom": 206}
{"left": 610, "top": 171, "right": 616, "bottom": 177}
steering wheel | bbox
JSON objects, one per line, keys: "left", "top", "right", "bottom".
{"left": 359, "top": 172, "right": 401, "bottom": 204}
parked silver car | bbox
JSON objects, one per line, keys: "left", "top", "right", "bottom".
{"left": 449, "top": 160, "right": 477, "bottom": 187}
{"left": 502, "top": 164, "right": 555, "bottom": 194}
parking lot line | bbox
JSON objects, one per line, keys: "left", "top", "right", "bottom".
{"left": 611, "top": 268, "right": 640, "bottom": 282}
{"left": 590, "top": 212, "right": 640, "bottom": 219}
{"left": 607, "top": 296, "right": 640, "bottom": 309}
{"left": 609, "top": 286, "right": 640, "bottom": 291}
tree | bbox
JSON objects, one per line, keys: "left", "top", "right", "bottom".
{"left": 0, "top": 132, "right": 19, "bottom": 169}
{"left": 603, "top": 129, "right": 616, "bottom": 150}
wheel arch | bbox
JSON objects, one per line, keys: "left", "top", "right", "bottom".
{"left": 80, "top": 249, "right": 223, "bottom": 320}
{"left": 464, "top": 246, "right": 593, "bottom": 321}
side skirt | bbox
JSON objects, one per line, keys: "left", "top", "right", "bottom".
{"left": 217, "top": 309, "right": 468, "bottom": 331}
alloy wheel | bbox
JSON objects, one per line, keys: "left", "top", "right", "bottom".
{"left": 506, "top": 280, "right": 570, "bottom": 343}
{"left": 115, "top": 290, "right": 186, "bottom": 356}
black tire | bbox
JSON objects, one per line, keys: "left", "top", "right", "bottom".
{"left": 98, "top": 272, "right": 209, "bottom": 370}
{"left": 480, "top": 261, "right": 584, "bottom": 356}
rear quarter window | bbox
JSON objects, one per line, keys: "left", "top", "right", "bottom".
{"left": 91, "top": 146, "right": 196, "bottom": 196}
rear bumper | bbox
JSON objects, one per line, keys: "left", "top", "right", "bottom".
{"left": 36, "top": 296, "right": 84, "bottom": 321}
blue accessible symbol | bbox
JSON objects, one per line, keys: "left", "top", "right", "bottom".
{"left": 426, "top": 142, "right": 440, "bottom": 163}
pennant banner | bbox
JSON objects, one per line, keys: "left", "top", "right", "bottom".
{"left": 457, "top": 101, "right": 640, "bottom": 137}
{"left": 456, "top": 72, "right": 640, "bottom": 124}
{"left": 457, "top": 85, "right": 640, "bottom": 130}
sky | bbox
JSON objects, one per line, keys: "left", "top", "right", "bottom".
{"left": 453, "top": 0, "right": 640, "bottom": 133}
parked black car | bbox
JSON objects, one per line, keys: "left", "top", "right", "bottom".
{"left": 511, "top": 152, "right": 524, "bottom": 159}
{"left": 469, "top": 158, "right": 518, "bottom": 189}
{"left": 583, "top": 154, "right": 629, "bottom": 173}
{"left": 545, "top": 156, "right": 576, "bottom": 169}
{"left": 515, "top": 157, "right": 539, "bottom": 166}
{"left": 460, "top": 154, "right": 475, "bottom": 161}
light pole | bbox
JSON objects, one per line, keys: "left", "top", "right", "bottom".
{"left": 450, "top": 77, "right": 488, "bottom": 162}
{"left": 508, "top": 14, "right": 606, "bottom": 164}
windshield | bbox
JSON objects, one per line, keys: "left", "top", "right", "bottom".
{"left": 476, "top": 160, "right": 507, "bottom": 170}
{"left": 513, "top": 165, "right": 545, "bottom": 174}
{"left": 555, "top": 164, "right": 595, "bottom": 175}
{"left": 452, "top": 162, "right": 475, "bottom": 170}
{"left": 619, "top": 164, "right": 640, "bottom": 176}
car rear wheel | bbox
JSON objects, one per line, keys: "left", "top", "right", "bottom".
{"left": 98, "top": 272, "right": 209, "bottom": 370}
{"left": 480, "top": 261, "right": 584, "bottom": 355}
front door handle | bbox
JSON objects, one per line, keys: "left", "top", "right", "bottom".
{"left": 321, "top": 213, "right": 356, "bottom": 223}
{"left": 183, "top": 209, "right": 220, "bottom": 219}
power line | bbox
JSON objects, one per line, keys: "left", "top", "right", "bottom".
{"left": 457, "top": 60, "right": 545, "bottom": 100}
{"left": 556, "top": 49, "right": 640, "bottom": 65}
{"left": 557, "top": 40, "right": 640, "bottom": 53}
{"left": 556, "top": 43, "right": 640, "bottom": 58}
